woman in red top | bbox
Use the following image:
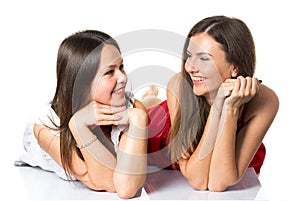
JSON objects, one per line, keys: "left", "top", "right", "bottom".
{"left": 146, "top": 15, "right": 279, "bottom": 192}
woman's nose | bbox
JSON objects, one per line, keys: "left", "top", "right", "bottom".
{"left": 185, "top": 60, "right": 199, "bottom": 73}
{"left": 117, "top": 71, "right": 127, "bottom": 84}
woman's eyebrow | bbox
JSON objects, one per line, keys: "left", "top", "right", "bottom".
{"left": 187, "top": 49, "right": 213, "bottom": 57}
{"left": 196, "top": 52, "right": 213, "bottom": 57}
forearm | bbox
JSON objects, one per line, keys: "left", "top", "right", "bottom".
{"left": 208, "top": 107, "right": 240, "bottom": 191}
{"left": 114, "top": 135, "right": 147, "bottom": 198}
{"left": 69, "top": 118, "right": 117, "bottom": 191}
{"left": 182, "top": 105, "right": 221, "bottom": 190}
{"left": 113, "top": 109, "right": 148, "bottom": 198}
{"left": 115, "top": 132, "right": 148, "bottom": 175}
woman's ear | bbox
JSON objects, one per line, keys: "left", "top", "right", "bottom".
{"left": 230, "top": 64, "right": 239, "bottom": 78}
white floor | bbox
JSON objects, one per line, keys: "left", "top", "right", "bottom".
{"left": 13, "top": 166, "right": 266, "bottom": 200}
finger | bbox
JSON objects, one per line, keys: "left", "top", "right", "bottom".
{"left": 238, "top": 76, "right": 246, "bottom": 95}
{"left": 115, "top": 119, "right": 129, "bottom": 126}
{"left": 102, "top": 119, "right": 129, "bottom": 126}
{"left": 222, "top": 81, "right": 237, "bottom": 88}
{"left": 97, "top": 103, "right": 111, "bottom": 109}
{"left": 111, "top": 105, "right": 127, "bottom": 113}
{"left": 98, "top": 105, "right": 127, "bottom": 114}
{"left": 245, "top": 77, "right": 252, "bottom": 96}
{"left": 96, "top": 120, "right": 120, "bottom": 126}
{"left": 251, "top": 78, "right": 259, "bottom": 95}
{"left": 223, "top": 78, "right": 239, "bottom": 84}
{"left": 224, "top": 85, "right": 234, "bottom": 97}
{"left": 95, "top": 114, "right": 125, "bottom": 125}
{"left": 219, "top": 82, "right": 236, "bottom": 98}
{"left": 98, "top": 107, "right": 114, "bottom": 115}
{"left": 231, "top": 77, "right": 241, "bottom": 97}
{"left": 96, "top": 114, "right": 123, "bottom": 122}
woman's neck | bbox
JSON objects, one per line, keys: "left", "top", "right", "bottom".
{"left": 204, "top": 90, "right": 218, "bottom": 106}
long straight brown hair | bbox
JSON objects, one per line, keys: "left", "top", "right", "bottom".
{"left": 168, "top": 16, "right": 256, "bottom": 161}
{"left": 50, "top": 30, "right": 120, "bottom": 179}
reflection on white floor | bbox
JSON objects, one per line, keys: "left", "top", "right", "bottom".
{"left": 144, "top": 168, "right": 265, "bottom": 200}
{"left": 16, "top": 166, "right": 267, "bottom": 200}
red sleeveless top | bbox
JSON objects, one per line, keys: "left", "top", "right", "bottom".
{"left": 147, "top": 100, "right": 265, "bottom": 175}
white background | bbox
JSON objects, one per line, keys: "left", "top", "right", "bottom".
{"left": 1, "top": 0, "right": 299, "bottom": 200}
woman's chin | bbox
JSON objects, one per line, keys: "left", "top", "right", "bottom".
{"left": 193, "top": 88, "right": 205, "bottom": 96}
{"left": 111, "top": 98, "right": 126, "bottom": 107}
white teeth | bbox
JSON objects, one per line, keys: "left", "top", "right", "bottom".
{"left": 192, "top": 77, "right": 205, "bottom": 82}
{"left": 114, "top": 88, "right": 124, "bottom": 93}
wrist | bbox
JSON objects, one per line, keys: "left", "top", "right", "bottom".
{"left": 128, "top": 108, "right": 148, "bottom": 126}
{"left": 222, "top": 104, "right": 240, "bottom": 117}
{"left": 70, "top": 114, "right": 88, "bottom": 129}
{"left": 211, "top": 100, "right": 224, "bottom": 115}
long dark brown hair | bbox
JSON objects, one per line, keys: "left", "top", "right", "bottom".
{"left": 168, "top": 15, "right": 256, "bottom": 161}
{"left": 50, "top": 30, "right": 120, "bottom": 179}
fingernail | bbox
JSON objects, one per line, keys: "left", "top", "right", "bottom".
{"left": 115, "top": 115, "right": 123, "bottom": 120}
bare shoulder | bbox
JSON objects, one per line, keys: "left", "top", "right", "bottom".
{"left": 133, "top": 99, "right": 147, "bottom": 112}
{"left": 245, "top": 84, "right": 279, "bottom": 121}
{"left": 257, "top": 84, "right": 279, "bottom": 110}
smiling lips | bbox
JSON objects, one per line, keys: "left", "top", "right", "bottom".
{"left": 191, "top": 76, "right": 206, "bottom": 84}
{"left": 113, "top": 87, "right": 125, "bottom": 95}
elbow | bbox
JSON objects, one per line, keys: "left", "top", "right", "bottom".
{"left": 84, "top": 178, "right": 116, "bottom": 193}
{"left": 208, "top": 175, "right": 240, "bottom": 192}
{"left": 87, "top": 183, "right": 116, "bottom": 193}
{"left": 183, "top": 165, "right": 208, "bottom": 191}
{"left": 187, "top": 176, "right": 208, "bottom": 191}
{"left": 116, "top": 188, "right": 139, "bottom": 199}
{"left": 114, "top": 175, "right": 146, "bottom": 199}
{"left": 208, "top": 182, "right": 228, "bottom": 192}
{"left": 186, "top": 176, "right": 236, "bottom": 192}
{"left": 115, "top": 181, "right": 144, "bottom": 199}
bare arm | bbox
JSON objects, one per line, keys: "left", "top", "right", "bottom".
{"left": 113, "top": 100, "right": 148, "bottom": 198}
{"left": 68, "top": 117, "right": 117, "bottom": 192}
{"left": 34, "top": 100, "right": 147, "bottom": 198}
{"left": 167, "top": 76, "right": 279, "bottom": 191}
{"left": 208, "top": 81, "right": 279, "bottom": 191}
{"left": 33, "top": 121, "right": 116, "bottom": 191}
{"left": 70, "top": 100, "right": 147, "bottom": 198}
{"left": 33, "top": 124, "right": 61, "bottom": 166}
{"left": 168, "top": 95, "right": 222, "bottom": 190}
{"left": 167, "top": 73, "right": 217, "bottom": 190}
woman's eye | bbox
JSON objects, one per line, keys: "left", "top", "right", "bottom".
{"left": 200, "top": 57, "right": 210, "bottom": 61}
{"left": 120, "top": 64, "right": 124, "bottom": 71}
{"left": 105, "top": 70, "right": 114, "bottom": 75}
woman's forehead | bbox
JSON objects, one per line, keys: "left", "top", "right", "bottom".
{"left": 100, "top": 44, "right": 122, "bottom": 66}
{"left": 188, "top": 33, "right": 224, "bottom": 58}
{"left": 189, "top": 33, "right": 218, "bottom": 50}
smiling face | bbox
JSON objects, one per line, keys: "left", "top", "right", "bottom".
{"left": 185, "top": 33, "right": 238, "bottom": 102}
{"left": 91, "top": 44, "right": 127, "bottom": 107}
